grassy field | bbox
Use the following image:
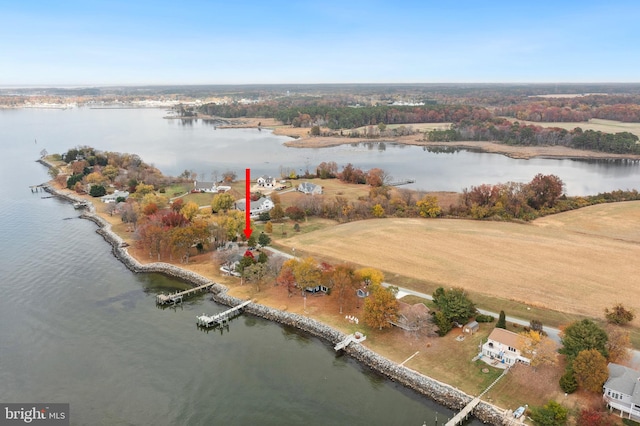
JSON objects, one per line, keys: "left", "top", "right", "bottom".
{"left": 504, "top": 117, "right": 640, "bottom": 138}
{"left": 279, "top": 202, "right": 640, "bottom": 336}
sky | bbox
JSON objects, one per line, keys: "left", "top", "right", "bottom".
{"left": 2, "top": 0, "right": 640, "bottom": 86}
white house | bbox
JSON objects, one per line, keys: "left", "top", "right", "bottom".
{"left": 100, "top": 190, "right": 129, "bottom": 203}
{"left": 257, "top": 175, "right": 276, "bottom": 188}
{"left": 235, "top": 197, "right": 275, "bottom": 217}
{"left": 298, "top": 182, "right": 323, "bottom": 195}
{"left": 603, "top": 363, "right": 640, "bottom": 421}
{"left": 193, "top": 181, "right": 231, "bottom": 193}
{"left": 481, "top": 328, "right": 531, "bottom": 367}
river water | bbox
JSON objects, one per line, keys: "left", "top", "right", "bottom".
{"left": 0, "top": 108, "right": 490, "bottom": 425}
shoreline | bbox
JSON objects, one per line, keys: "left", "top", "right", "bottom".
{"left": 163, "top": 115, "right": 640, "bottom": 161}
{"left": 37, "top": 159, "right": 507, "bottom": 425}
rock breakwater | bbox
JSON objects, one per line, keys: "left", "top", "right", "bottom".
{"left": 42, "top": 180, "right": 507, "bottom": 425}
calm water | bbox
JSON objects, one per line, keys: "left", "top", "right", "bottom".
{"left": 2, "top": 107, "right": 639, "bottom": 195}
{"left": 0, "top": 109, "right": 483, "bottom": 425}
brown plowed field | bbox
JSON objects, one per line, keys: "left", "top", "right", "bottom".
{"left": 281, "top": 201, "right": 640, "bottom": 321}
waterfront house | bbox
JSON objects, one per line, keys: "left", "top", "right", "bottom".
{"left": 193, "top": 181, "right": 231, "bottom": 193}
{"left": 257, "top": 175, "right": 276, "bottom": 188}
{"left": 603, "top": 363, "right": 640, "bottom": 421}
{"left": 235, "top": 197, "right": 275, "bottom": 217}
{"left": 481, "top": 328, "right": 531, "bottom": 367}
{"left": 194, "top": 181, "right": 216, "bottom": 192}
{"left": 297, "top": 182, "right": 323, "bottom": 195}
{"left": 101, "top": 190, "right": 129, "bottom": 203}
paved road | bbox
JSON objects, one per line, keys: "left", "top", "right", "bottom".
{"left": 264, "top": 246, "right": 640, "bottom": 363}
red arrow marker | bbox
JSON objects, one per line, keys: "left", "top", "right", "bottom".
{"left": 243, "top": 168, "right": 253, "bottom": 239}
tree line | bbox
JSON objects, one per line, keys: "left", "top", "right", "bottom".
{"left": 426, "top": 118, "right": 640, "bottom": 155}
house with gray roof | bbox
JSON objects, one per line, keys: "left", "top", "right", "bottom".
{"left": 257, "top": 175, "right": 276, "bottom": 188}
{"left": 235, "top": 197, "right": 275, "bottom": 217}
{"left": 298, "top": 182, "right": 322, "bottom": 195}
{"left": 101, "top": 190, "right": 129, "bottom": 203}
{"left": 603, "top": 363, "right": 640, "bottom": 421}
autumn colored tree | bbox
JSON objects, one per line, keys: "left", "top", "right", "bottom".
{"left": 222, "top": 170, "right": 236, "bottom": 183}
{"left": 133, "top": 183, "right": 155, "bottom": 198}
{"left": 371, "top": 204, "right": 385, "bottom": 218}
{"left": 277, "top": 259, "right": 298, "bottom": 297}
{"left": 180, "top": 201, "right": 200, "bottom": 221}
{"left": 355, "top": 267, "right": 384, "bottom": 287}
{"left": 102, "top": 164, "right": 119, "bottom": 181}
{"left": 285, "top": 206, "right": 305, "bottom": 222}
{"left": 363, "top": 283, "right": 398, "bottom": 330}
{"left": 604, "top": 303, "right": 635, "bottom": 325}
{"left": 211, "top": 193, "right": 235, "bottom": 213}
{"left": 243, "top": 262, "right": 269, "bottom": 292}
{"left": 605, "top": 325, "right": 632, "bottom": 364}
{"left": 526, "top": 173, "right": 564, "bottom": 209}
{"left": 270, "top": 204, "right": 285, "bottom": 222}
{"left": 519, "top": 330, "right": 558, "bottom": 367}
{"left": 162, "top": 211, "right": 189, "bottom": 227}
{"left": 365, "top": 168, "right": 387, "bottom": 187}
{"left": 416, "top": 195, "right": 442, "bottom": 218}
{"left": 572, "top": 349, "right": 609, "bottom": 393}
{"left": 86, "top": 171, "right": 106, "bottom": 186}
{"left": 143, "top": 202, "right": 158, "bottom": 216}
{"left": 577, "top": 408, "right": 617, "bottom": 426}
{"left": 171, "top": 198, "right": 184, "bottom": 212}
{"left": 327, "top": 264, "right": 357, "bottom": 314}
{"left": 291, "top": 257, "right": 321, "bottom": 292}
{"left": 264, "top": 221, "right": 273, "bottom": 233}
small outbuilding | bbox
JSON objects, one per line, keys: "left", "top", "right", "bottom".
{"left": 463, "top": 320, "right": 479, "bottom": 334}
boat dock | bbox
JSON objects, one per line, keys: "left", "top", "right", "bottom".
{"left": 29, "top": 184, "right": 47, "bottom": 192}
{"left": 156, "top": 283, "right": 215, "bottom": 305}
{"left": 334, "top": 332, "right": 367, "bottom": 351}
{"left": 388, "top": 179, "right": 415, "bottom": 186}
{"left": 197, "top": 300, "right": 251, "bottom": 328}
{"left": 445, "top": 367, "right": 509, "bottom": 426}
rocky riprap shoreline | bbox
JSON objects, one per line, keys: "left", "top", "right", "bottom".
{"left": 41, "top": 178, "right": 508, "bottom": 426}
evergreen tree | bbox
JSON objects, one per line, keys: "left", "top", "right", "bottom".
{"left": 497, "top": 310, "right": 507, "bottom": 329}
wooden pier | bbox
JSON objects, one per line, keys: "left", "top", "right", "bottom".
{"left": 197, "top": 300, "right": 251, "bottom": 328}
{"left": 334, "top": 332, "right": 367, "bottom": 351}
{"left": 388, "top": 179, "right": 415, "bottom": 186}
{"left": 156, "top": 283, "right": 215, "bottom": 305}
{"left": 29, "top": 184, "right": 47, "bottom": 192}
{"left": 445, "top": 367, "right": 509, "bottom": 426}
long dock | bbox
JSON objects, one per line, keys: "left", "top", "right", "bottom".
{"left": 388, "top": 179, "right": 415, "bottom": 186}
{"left": 197, "top": 300, "right": 251, "bottom": 327}
{"left": 156, "top": 283, "right": 215, "bottom": 305}
{"left": 445, "top": 367, "right": 509, "bottom": 426}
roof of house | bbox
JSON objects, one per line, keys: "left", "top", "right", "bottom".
{"left": 194, "top": 180, "right": 215, "bottom": 190}
{"left": 464, "top": 320, "right": 479, "bottom": 329}
{"left": 235, "top": 197, "right": 272, "bottom": 212}
{"left": 101, "top": 190, "right": 129, "bottom": 200}
{"left": 298, "top": 182, "right": 319, "bottom": 191}
{"left": 258, "top": 175, "right": 274, "bottom": 182}
{"left": 606, "top": 363, "right": 640, "bottom": 404}
{"left": 487, "top": 328, "right": 524, "bottom": 350}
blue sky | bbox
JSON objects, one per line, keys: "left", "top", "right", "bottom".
{"left": 2, "top": 0, "right": 639, "bottom": 86}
